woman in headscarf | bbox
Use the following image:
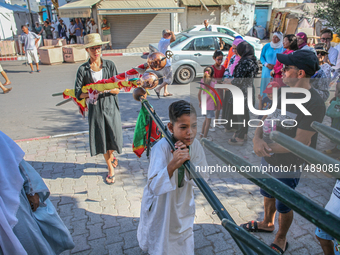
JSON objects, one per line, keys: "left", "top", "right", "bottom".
{"left": 75, "top": 33, "right": 123, "bottom": 185}
{"left": 296, "top": 32, "right": 316, "bottom": 54}
{"left": 221, "top": 38, "right": 244, "bottom": 132}
{"left": 225, "top": 41, "right": 259, "bottom": 146}
{"left": 0, "top": 131, "right": 74, "bottom": 255}
{"left": 223, "top": 35, "right": 243, "bottom": 68}
{"left": 270, "top": 34, "right": 299, "bottom": 87}
{"left": 260, "top": 32, "right": 284, "bottom": 96}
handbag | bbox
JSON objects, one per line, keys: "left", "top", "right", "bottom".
{"left": 326, "top": 98, "right": 340, "bottom": 118}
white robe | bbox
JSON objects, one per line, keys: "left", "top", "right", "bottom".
{"left": 137, "top": 138, "right": 208, "bottom": 255}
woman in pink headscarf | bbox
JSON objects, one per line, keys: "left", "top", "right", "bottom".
{"left": 296, "top": 32, "right": 316, "bottom": 53}
{"left": 270, "top": 34, "right": 299, "bottom": 87}
{"left": 221, "top": 38, "right": 244, "bottom": 132}
{"left": 223, "top": 38, "right": 244, "bottom": 79}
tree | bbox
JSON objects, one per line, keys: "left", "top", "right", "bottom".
{"left": 314, "top": 0, "right": 340, "bottom": 36}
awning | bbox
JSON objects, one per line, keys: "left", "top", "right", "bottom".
{"left": 59, "top": 0, "right": 101, "bottom": 18}
{"left": 181, "top": 0, "right": 235, "bottom": 5}
{"left": 97, "top": 0, "right": 185, "bottom": 15}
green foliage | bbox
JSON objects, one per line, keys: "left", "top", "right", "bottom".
{"left": 315, "top": 0, "right": 340, "bottom": 36}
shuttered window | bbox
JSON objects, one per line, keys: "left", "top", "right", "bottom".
{"left": 105, "top": 14, "right": 170, "bottom": 49}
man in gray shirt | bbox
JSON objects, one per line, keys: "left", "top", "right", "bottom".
{"left": 21, "top": 25, "right": 40, "bottom": 73}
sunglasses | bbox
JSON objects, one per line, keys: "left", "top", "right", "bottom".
{"left": 320, "top": 38, "right": 332, "bottom": 42}
{"left": 282, "top": 65, "right": 299, "bottom": 72}
{"left": 317, "top": 51, "right": 327, "bottom": 56}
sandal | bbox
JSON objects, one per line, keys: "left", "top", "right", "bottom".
{"left": 154, "top": 89, "right": 160, "bottom": 99}
{"left": 105, "top": 174, "right": 115, "bottom": 185}
{"left": 240, "top": 220, "right": 274, "bottom": 233}
{"left": 270, "top": 242, "right": 288, "bottom": 254}
{"left": 163, "top": 93, "right": 173, "bottom": 97}
{"left": 29, "top": 71, "right": 33, "bottom": 74}
{"left": 112, "top": 157, "right": 118, "bottom": 168}
{"left": 228, "top": 138, "right": 244, "bottom": 146}
{"left": 37, "top": 70, "right": 41, "bottom": 73}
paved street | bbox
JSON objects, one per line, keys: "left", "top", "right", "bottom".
{"left": 2, "top": 57, "right": 339, "bottom": 254}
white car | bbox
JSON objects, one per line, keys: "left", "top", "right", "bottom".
{"left": 182, "top": 25, "right": 262, "bottom": 59}
{"left": 150, "top": 32, "right": 260, "bottom": 84}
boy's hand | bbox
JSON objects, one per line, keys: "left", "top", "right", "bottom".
{"left": 167, "top": 141, "right": 190, "bottom": 177}
{"left": 258, "top": 94, "right": 263, "bottom": 101}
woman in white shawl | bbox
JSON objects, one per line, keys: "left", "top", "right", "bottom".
{"left": 259, "top": 32, "right": 285, "bottom": 96}
{"left": 0, "top": 131, "right": 74, "bottom": 255}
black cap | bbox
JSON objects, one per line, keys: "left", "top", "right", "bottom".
{"left": 277, "top": 50, "right": 320, "bottom": 76}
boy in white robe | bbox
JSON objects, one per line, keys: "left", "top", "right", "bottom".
{"left": 137, "top": 100, "right": 209, "bottom": 255}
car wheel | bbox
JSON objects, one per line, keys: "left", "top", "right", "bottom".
{"left": 175, "top": 65, "right": 195, "bottom": 84}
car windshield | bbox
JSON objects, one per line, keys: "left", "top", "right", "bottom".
{"left": 170, "top": 34, "right": 189, "bottom": 48}
{"left": 181, "top": 27, "right": 195, "bottom": 33}
{"left": 216, "top": 27, "right": 237, "bottom": 38}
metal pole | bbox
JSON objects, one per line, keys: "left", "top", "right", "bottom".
{"left": 270, "top": 131, "right": 340, "bottom": 180}
{"left": 26, "top": 0, "right": 37, "bottom": 33}
{"left": 311, "top": 121, "right": 340, "bottom": 146}
{"left": 201, "top": 138, "right": 340, "bottom": 241}
{"left": 146, "top": 115, "right": 152, "bottom": 158}
{"left": 140, "top": 99, "right": 277, "bottom": 255}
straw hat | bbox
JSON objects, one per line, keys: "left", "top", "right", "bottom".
{"left": 82, "top": 33, "right": 109, "bottom": 48}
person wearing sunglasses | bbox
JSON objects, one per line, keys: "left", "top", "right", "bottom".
{"left": 308, "top": 43, "right": 332, "bottom": 102}
{"left": 320, "top": 28, "right": 338, "bottom": 66}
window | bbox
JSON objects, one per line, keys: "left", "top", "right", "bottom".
{"left": 182, "top": 40, "right": 193, "bottom": 51}
{"left": 219, "top": 37, "right": 232, "bottom": 52}
{"left": 170, "top": 34, "right": 189, "bottom": 48}
{"left": 217, "top": 27, "right": 237, "bottom": 37}
{"left": 193, "top": 37, "right": 216, "bottom": 51}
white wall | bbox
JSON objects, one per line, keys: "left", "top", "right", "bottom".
{"left": 221, "top": 0, "right": 256, "bottom": 35}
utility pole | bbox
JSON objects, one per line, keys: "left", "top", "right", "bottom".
{"left": 26, "top": 0, "right": 37, "bottom": 33}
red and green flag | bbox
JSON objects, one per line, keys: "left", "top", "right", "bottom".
{"left": 133, "top": 106, "right": 161, "bottom": 158}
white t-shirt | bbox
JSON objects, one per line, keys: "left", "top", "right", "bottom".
{"left": 328, "top": 46, "right": 338, "bottom": 66}
{"left": 158, "top": 38, "right": 171, "bottom": 67}
{"left": 69, "top": 24, "right": 76, "bottom": 34}
{"left": 325, "top": 180, "right": 340, "bottom": 218}
{"left": 333, "top": 44, "right": 340, "bottom": 70}
{"left": 90, "top": 24, "right": 98, "bottom": 34}
{"left": 91, "top": 69, "right": 103, "bottom": 83}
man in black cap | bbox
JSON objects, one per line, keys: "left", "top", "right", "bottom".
{"left": 241, "top": 50, "right": 326, "bottom": 254}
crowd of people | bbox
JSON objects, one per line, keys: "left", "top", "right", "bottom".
{"left": 197, "top": 28, "right": 340, "bottom": 255}
{"left": 27, "top": 17, "right": 111, "bottom": 47}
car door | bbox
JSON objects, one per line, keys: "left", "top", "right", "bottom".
{"left": 189, "top": 36, "right": 217, "bottom": 67}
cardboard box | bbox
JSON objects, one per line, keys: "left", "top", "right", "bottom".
{"left": 38, "top": 46, "right": 63, "bottom": 65}
{"left": 62, "top": 44, "right": 88, "bottom": 63}
{"left": 43, "top": 39, "right": 67, "bottom": 47}
{"left": 285, "top": 18, "right": 299, "bottom": 35}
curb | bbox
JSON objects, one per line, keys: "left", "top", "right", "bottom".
{"left": 102, "top": 52, "right": 149, "bottom": 57}
{"left": 0, "top": 52, "right": 149, "bottom": 62}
